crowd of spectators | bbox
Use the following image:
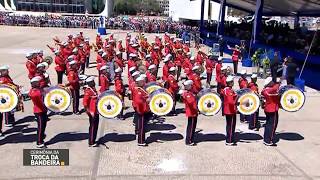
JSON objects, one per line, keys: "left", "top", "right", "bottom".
{"left": 207, "top": 20, "right": 320, "bottom": 55}
{"left": 0, "top": 12, "right": 99, "bottom": 28}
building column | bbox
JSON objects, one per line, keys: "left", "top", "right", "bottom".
{"left": 200, "top": 0, "right": 206, "bottom": 33}
{"left": 253, "top": 0, "right": 264, "bottom": 44}
{"left": 217, "top": 0, "right": 226, "bottom": 36}
{"left": 294, "top": 15, "right": 300, "bottom": 29}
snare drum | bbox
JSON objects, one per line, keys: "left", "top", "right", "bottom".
{"left": 236, "top": 88, "right": 260, "bottom": 115}
{"left": 197, "top": 88, "right": 222, "bottom": 116}
{"left": 149, "top": 88, "right": 173, "bottom": 116}
{"left": 0, "top": 85, "right": 19, "bottom": 113}
{"left": 279, "top": 85, "right": 305, "bottom": 112}
{"left": 97, "top": 90, "right": 123, "bottom": 118}
{"left": 144, "top": 82, "right": 162, "bottom": 94}
{"left": 44, "top": 86, "right": 72, "bottom": 112}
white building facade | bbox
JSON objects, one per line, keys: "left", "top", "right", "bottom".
{"left": 169, "top": 0, "right": 225, "bottom": 21}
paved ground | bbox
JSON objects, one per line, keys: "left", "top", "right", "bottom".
{"left": 0, "top": 26, "right": 320, "bottom": 180}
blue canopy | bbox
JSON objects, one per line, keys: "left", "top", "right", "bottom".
{"left": 210, "top": 0, "right": 320, "bottom": 16}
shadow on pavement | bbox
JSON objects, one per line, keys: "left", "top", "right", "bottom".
{"left": 46, "top": 132, "right": 88, "bottom": 145}
{"left": 14, "top": 115, "right": 35, "bottom": 125}
{"left": 147, "top": 132, "right": 183, "bottom": 144}
{"left": 98, "top": 133, "right": 136, "bottom": 144}
{"left": 195, "top": 133, "right": 226, "bottom": 143}
{"left": 236, "top": 132, "right": 263, "bottom": 143}
{"left": 0, "top": 133, "right": 36, "bottom": 145}
{"left": 146, "top": 123, "right": 176, "bottom": 132}
{"left": 275, "top": 132, "right": 304, "bottom": 143}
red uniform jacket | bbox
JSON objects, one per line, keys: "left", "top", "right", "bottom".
{"left": 83, "top": 86, "right": 98, "bottom": 116}
{"left": 239, "top": 77, "right": 248, "bottom": 89}
{"left": 29, "top": 88, "right": 47, "bottom": 113}
{"left": 222, "top": 87, "right": 237, "bottom": 115}
{"left": 133, "top": 87, "right": 149, "bottom": 115}
{"left": 261, "top": 84, "right": 280, "bottom": 113}
{"left": 0, "top": 75, "right": 14, "bottom": 85}
{"left": 248, "top": 82, "right": 259, "bottom": 93}
{"left": 54, "top": 55, "right": 65, "bottom": 72}
{"left": 26, "top": 60, "right": 37, "bottom": 79}
{"left": 34, "top": 72, "right": 47, "bottom": 88}
{"left": 175, "top": 54, "right": 183, "bottom": 67}
{"left": 78, "top": 49, "right": 86, "bottom": 64}
{"left": 219, "top": 74, "right": 227, "bottom": 94}
{"left": 189, "top": 73, "right": 202, "bottom": 94}
{"left": 117, "top": 42, "right": 125, "bottom": 52}
{"left": 114, "top": 75, "right": 124, "bottom": 95}
{"left": 232, "top": 49, "right": 241, "bottom": 62}
{"left": 146, "top": 71, "right": 157, "bottom": 82}
{"left": 99, "top": 74, "right": 109, "bottom": 93}
{"left": 61, "top": 47, "right": 72, "bottom": 60}
{"left": 115, "top": 57, "right": 125, "bottom": 69}
{"left": 182, "top": 90, "right": 198, "bottom": 117}
{"left": 205, "top": 59, "right": 215, "bottom": 74}
{"left": 67, "top": 70, "right": 80, "bottom": 90}
{"left": 167, "top": 75, "right": 179, "bottom": 96}
{"left": 151, "top": 51, "right": 160, "bottom": 65}
{"left": 215, "top": 63, "right": 222, "bottom": 83}
{"left": 162, "top": 62, "right": 174, "bottom": 81}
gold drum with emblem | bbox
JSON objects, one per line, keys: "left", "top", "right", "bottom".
{"left": 97, "top": 90, "right": 123, "bottom": 118}
{"left": 279, "top": 85, "right": 305, "bottom": 112}
{"left": 197, "top": 88, "right": 222, "bottom": 116}
{"left": 0, "top": 84, "right": 19, "bottom": 113}
{"left": 44, "top": 86, "right": 71, "bottom": 112}
{"left": 149, "top": 88, "right": 173, "bottom": 116}
{"left": 236, "top": 88, "right": 260, "bottom": 115}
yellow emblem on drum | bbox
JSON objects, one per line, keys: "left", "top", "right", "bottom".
{"left": 97, "top": 95, "right": 122, "bottom": 118}
{"left": 44, "top": 88, "right": 71, "bottom": 112}
{"left": 146, "top": 85, "right": 162, "bottom": 94}
{"left": 198, "top": 93, "right": 221, "bottom": 116}
{"left": 0, "top": 87, "right": 18, "bottom": 113}
{"left": 237, "top": 94, "right": 260, "bottom": 115}
{"left": 281, "top": 89, "right": 304, "bottom": 112}
{"left": 149, "top": 93, "right": 173, "bottom": 116}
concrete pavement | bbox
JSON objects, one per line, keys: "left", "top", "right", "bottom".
{"left": 0, "top": 26, "right": 319, "bottom": 180}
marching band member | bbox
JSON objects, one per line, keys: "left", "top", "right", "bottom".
{"left": 180, "top": 80, "right": 198, "bottom": 146}
{"left": 162, "top": 54, "right": 174, "bottom": 83}
{"left": 115, "top": 52, "right": 125, "bottom": 70}
{"left": 238, "top": 70, "right": 248, "bottom": 123}
{"left": 189, "top": 66, "right": 202, "bottom": 94}
{"left": 0, "top": 65, "right": 16, "bottom": 127}
{"left": 35, "top": 63, "right": 48, "bottom": 89}
{"left": 222, "top": 76, "right": 237, "bottom": 146}
{"left": 78, "top": 44, "right": 86, "bottom": 74}
{"left": 26, "top": 52, "right": 37, "bottom": 79}
{"left": 215, "top": 57, "right": 223, "bottom": 92}
{"left": 83, "top": 76, "right": 99, "bottom": 147}
{"left": 167, "top": 67, "right": 179, "bottom": 115}
{"left": 261, "top": 77, "right": 280, "bottom": 146}
{"left": 175, "top": 49, "right": 184, "bottom": 79}
{"left": 67, "top": 60, "right": 80, "bottom": 115}
{"left": 146, "top": 64, "right": 157, "bottom": 82}
{"left": 96, "top": 33, "right": 103, "bottom": 49}
{"left": 84, "top": 38, "right": 91, "bottom": 68}
{"left": 54, "top": 50, "right": 65, "bottom": 84}
{"left": 133, "top": 75, "right": 149, "bottom": 146}
{"left": 205, "top": 55, "right": 216, "bottom": 85}
{"left": 145, "top": 54, "right": 152, "bottom": 69}
{"left": 219, "top": 66, "right": 228, "bottom": 94}
{"left": 99, "top": 65, "right": 110, "bottom": 93}
{"left": 248, "top": 74, "right": 260, "bottom": 130}
{"left": 228, "top": 45, "right": 241, "bottom": 75}
{"left": 117, "top": 40, "right": 125, "bottom": 52}
{"left": 114, "top": 67, "right": 125, "bottom": 120}
{"left": 29, "top": 76, "right": 48, "bottom": 148}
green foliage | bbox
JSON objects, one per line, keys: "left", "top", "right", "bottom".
{"left": 113, "top": 0, "right": 161, "bottom": 15}
{"left": 251, "top": 48, "right": 263, "bottom": 65}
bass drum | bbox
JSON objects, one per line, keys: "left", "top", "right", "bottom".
{"left": 144, "top": 82, "right": 162, "bottom": 94}
{"left": 97, "top": 90, "right": 123, "bottom": 118}
{"left": 44, "top": 86, "right": 71, "bottom": 112}
{"left": 0, "top": 85, "right": 19, "bottom": 113}
{"left": 279, "top": 85, "right": 305, "bottom": 112}
{"left": 149, "top": 88, "right": 173, "bottom": 116}
{"left": 236, "top": 88, "right": 260, "bottom": 115}
{"left": 197, "top": 88, "right": 222, "bottom": 116}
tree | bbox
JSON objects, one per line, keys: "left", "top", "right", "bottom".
{"left": 113, "top": 0, "right": 162, "bottom": 15}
